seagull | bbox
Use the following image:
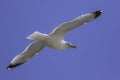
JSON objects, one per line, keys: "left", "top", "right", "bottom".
{"left": 7, "top": 10, "right": 103, "bottom": 70}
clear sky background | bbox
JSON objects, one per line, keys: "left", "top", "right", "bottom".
{"left": 0, "top": 0, "right": 120, "bottom": 80}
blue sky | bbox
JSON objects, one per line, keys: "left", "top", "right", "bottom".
{"left": 1, "top": 0, "right": 120, "bottom": 80}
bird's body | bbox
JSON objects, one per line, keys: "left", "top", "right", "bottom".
{"left": 7, "top": 10, "right": 103, "bottom": 70}
{"left": 27, "top": 32, "right": 71, "bottom": 50}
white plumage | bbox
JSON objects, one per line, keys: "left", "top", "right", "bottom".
{"left": 7, "top": 10, "right": 103, "bottom": 70}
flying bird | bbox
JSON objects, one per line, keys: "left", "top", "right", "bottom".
{"left": 7, "top": 10, "right": 103, "bottom": 70}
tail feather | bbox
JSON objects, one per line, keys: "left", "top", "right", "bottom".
{"left": 27, "top": 31, "right": 47, "bottom": 41}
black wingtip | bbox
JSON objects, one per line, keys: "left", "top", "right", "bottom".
{"left": 6, "top": 63, "right": 24, "bottom": 70}
{"left": 93, "top": 10, "right": 103, "bottom": 18}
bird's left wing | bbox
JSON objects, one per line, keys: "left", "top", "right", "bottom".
{"left": 50, "top": 10, "right": 102, "bottom": 40}
{"left": 7, "top": 41, "right": 45, "bottom": 70}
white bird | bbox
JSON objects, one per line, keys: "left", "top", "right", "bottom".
{"left": 7, "top": 10, "right": 103, "bottom": 70}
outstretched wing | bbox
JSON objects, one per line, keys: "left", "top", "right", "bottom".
{"left": 7, "top": 41, "right": 45, "bottom": 70}
{"left": 50, "top": 10, "right": 102, "bottom": 40}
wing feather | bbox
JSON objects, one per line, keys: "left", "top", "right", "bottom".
{"left": 7, "top": 41, "right": 45, "bottom": 70}
{"left": 50, "top": 10, "right": 102, "bottom": 40}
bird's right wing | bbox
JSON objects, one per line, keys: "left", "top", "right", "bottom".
{"left": 7, "top": 41, "right": 45, "bottom": 70}
{"left": 50, "top": 10, "right": 102, "bottom": 40}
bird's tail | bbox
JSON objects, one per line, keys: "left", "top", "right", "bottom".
{"left": 27, "top": 31, "right": 48, "bottom": 41}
